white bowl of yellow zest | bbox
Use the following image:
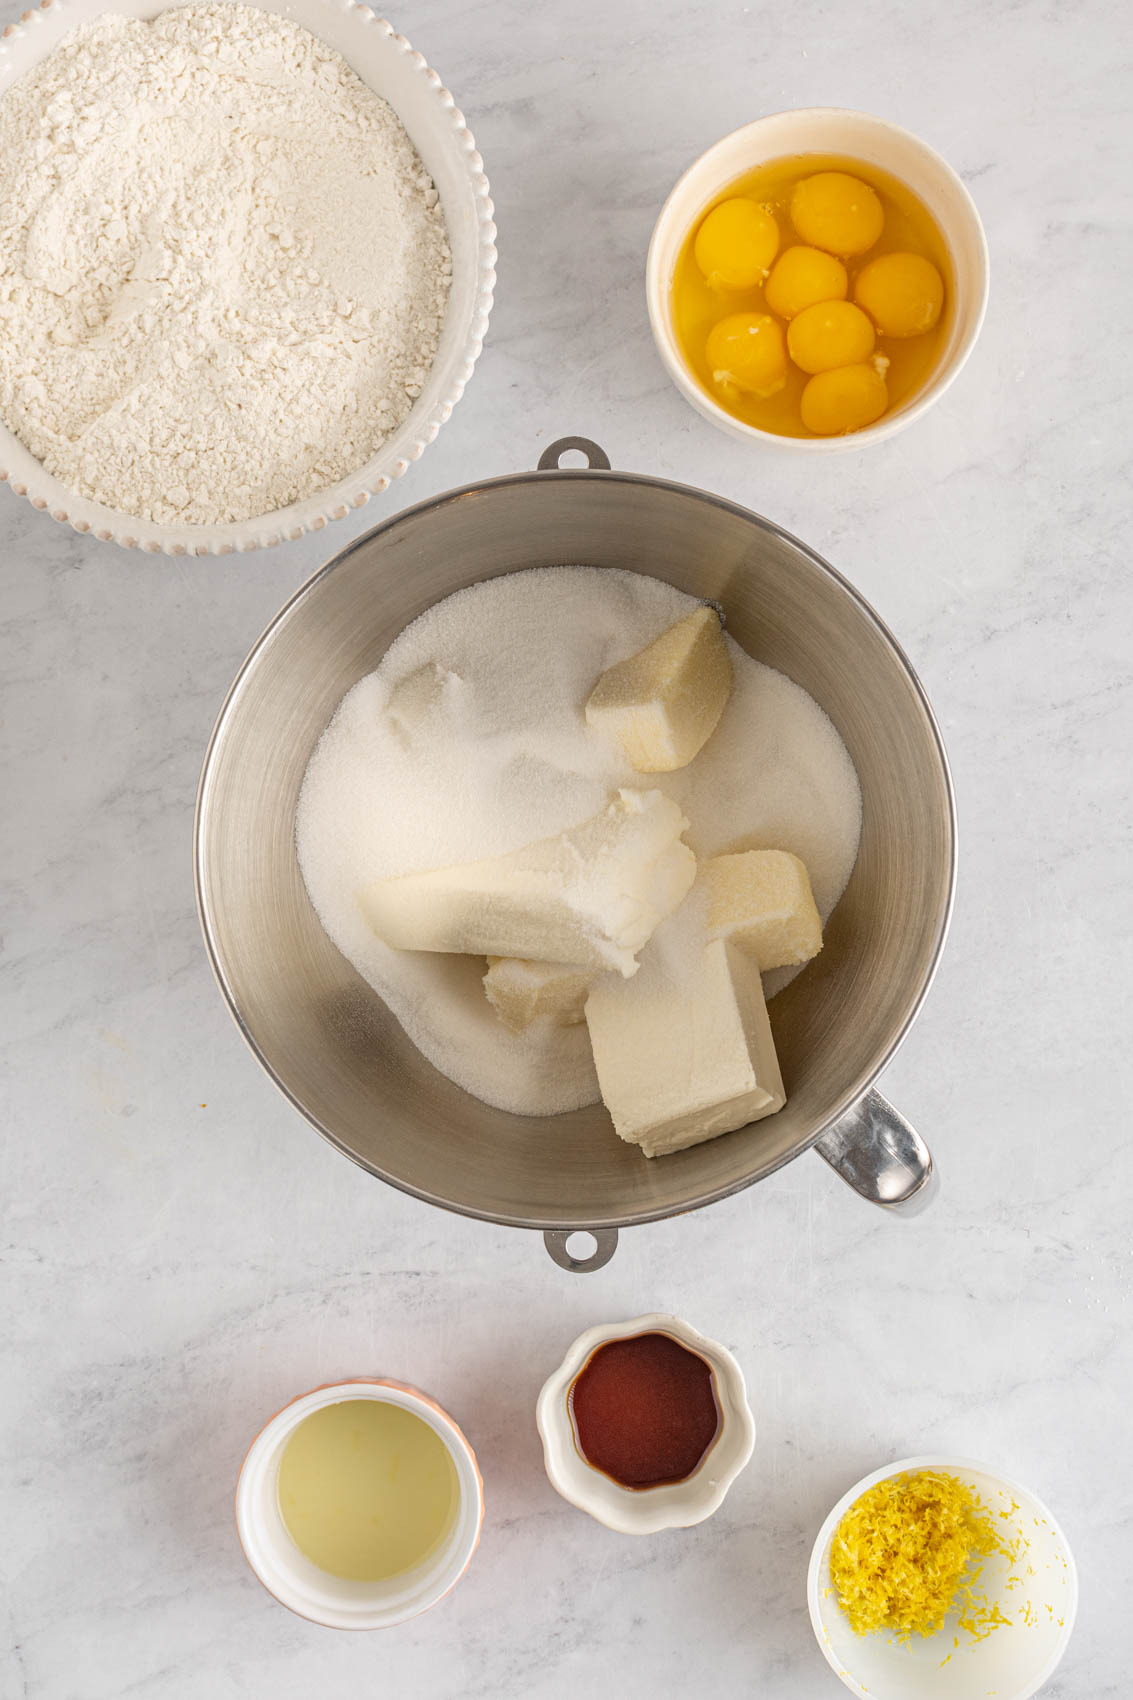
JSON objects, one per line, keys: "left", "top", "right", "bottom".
{"left": 646, "top": 109, "right": 988, "bottom": 451}
{"left": 807, "top": 1455, "right": 1077, "bottom": 1700}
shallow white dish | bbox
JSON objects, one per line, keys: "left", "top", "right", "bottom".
{"left": 536, "top": 1312, "right": 755, "bottom": 1534}
{"left": 0, "top": 0, "right": 496, "bottom": 553}
{"left": 235, "top": 1376, "right": 484, "bottom": 1629}
{"left": 808, "top": 1454, "right": 1078, "bottom": 1700}
{"left": 646, "top": 108, "right": 989, "bottom": 452}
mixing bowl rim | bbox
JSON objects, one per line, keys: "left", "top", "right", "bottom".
{"left": 194, "top": 462, "right": 957, "bottom": 1230}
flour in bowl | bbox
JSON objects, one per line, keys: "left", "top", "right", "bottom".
{"left": 296, "top": 567, "right": 863, "bottom": 1117}
{"left": 0, "top": 6, "right": 450, "bottom": 525}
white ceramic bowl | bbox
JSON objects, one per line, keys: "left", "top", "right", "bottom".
{"left": 646, "top": 108, "right": 989, "bottom": 451}
{"left": 0, "top": 0, "right": 496, "bottom": 554}
{"left": 536, "top": 1313, "right": 755, "bottom": 1534}
{"left": 808, "top": 1455, "right": 1078, "bottom": 1700}
{"left": 235, "top": 1377, "right": 484, "bottom": 1629}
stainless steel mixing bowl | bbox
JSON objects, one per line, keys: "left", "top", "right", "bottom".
{"left": 196, "top": 437, "right": 955, "bottom": 1270}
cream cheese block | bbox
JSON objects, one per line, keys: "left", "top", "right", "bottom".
{"left": 584, "top": 606, "right": 733, "bottom": 773}
{"left": 483, "top": 957, "right": 591, "bottom": 1033}
{"left": 585, "top": 936, "right": 786, "bottom": 1157}
{"left": 361, "top": 789, "right": 696, "bottom": 977}
{"left": 385, "top": 660, "right": 463, "bottom": 744}
{"left": 704, "top": 849, "right": 823, "bottom": 970}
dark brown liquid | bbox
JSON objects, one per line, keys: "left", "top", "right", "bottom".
{"left": 567, "top": 1332, "right": 721, "bottom": 1490}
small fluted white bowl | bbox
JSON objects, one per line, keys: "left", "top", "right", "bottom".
{"left": 647, "top": 108, "right": 989, "bottom": 451}
{"left": 536, "top": 1313, "right": 755, "bottom": 1535}
{"left": 0, "top": 0, "right": 496, "bottom": 554}
{"left": 808, "top": 1455, "right": 1078, "bottom": 1700}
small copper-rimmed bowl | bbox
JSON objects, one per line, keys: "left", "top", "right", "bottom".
{"left": 235, "top": 1377, "right": 483, "bottom": 1629}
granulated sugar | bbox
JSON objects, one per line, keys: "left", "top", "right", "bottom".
{"left": 296, "top": 566, "right": 862, "bottom": 1116}
{"left": 0, "top": 7, "right": 450, "bottom": 525}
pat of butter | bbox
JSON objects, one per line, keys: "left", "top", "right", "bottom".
{"left": 361, "top": 789, "right": 696, "bottom": 977}
{"left": 585, "top": 606, "right": 733, "bottom": 773}
{"left": 704, "top": 849, "right": 823, "bottom": 970}
{"left": 585, "top": 937, "right": 786, "bottom": 1158}
{"left": 483, "top": 957, "right": 591, "bottom": 1033}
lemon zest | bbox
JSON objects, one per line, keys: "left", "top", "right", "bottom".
{"left": 829, "top": 1469, "right": 1012, "bottom": 1644}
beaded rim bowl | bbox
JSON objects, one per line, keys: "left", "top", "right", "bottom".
{"left": 0, "top": 0, "right": 496, "bottom": 554}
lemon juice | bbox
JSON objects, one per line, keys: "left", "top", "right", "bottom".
{"left": 277, "top": 1399, "right": 460, "bottom": 1582}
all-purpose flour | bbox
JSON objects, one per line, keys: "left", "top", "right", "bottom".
{"left": 296, "top": 568, "right": 864, "bottom": 1117}
{"left": 0, "top": 6, "right": 450, "bottom": 524}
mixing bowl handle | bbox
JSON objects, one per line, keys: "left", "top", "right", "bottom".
{"left": 815, "top": 1088, "right": 937, "bottom": 1214}
{"left": 536, "top": 436, "right": 612, "bottom": 471}
{"left": 543, "top": 1228, "right": 619, "bottom": 1272}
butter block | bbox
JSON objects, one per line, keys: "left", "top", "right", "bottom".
{"left": 704, "top": 849, "right": 822, "bottom": 970}
{"left": 361, "top": 788, "right": 696, "bottom": 977}
{"left": 483, "top": 957, "right": 591, "bottom": 1033}
{"left": 585, "top": 606, "right": 733, "bottom": 773}
{"left": 585, "top": 937, "right": 786, "bottom": 1158}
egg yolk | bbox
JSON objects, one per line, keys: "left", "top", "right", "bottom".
{"left": 764, "top": 245, "right": 848, "bottom": 320}
{"left": 855, "top": 251, "right": 944, "bottom": 338}
{"left": 694, "top": 198, "right": 780, "bottom": 291}
{"left": 706, "top": 312, "right": 787, "bottom": 398}
{"left": 787, "top": 300, "right": 875, "bottom": 375}
{"left": 790, "top": 172, "right": 884, "bottom": 258}
{"left": 800, "top": 363, "right": 888, "bottom": 435}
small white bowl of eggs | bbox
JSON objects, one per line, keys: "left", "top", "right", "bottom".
{"left": 646, "top": 108, "right": 989, "bottom": 449}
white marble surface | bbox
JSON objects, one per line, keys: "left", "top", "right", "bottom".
{"left": 1, "top": 1, "right": 1129, "bottom": 1695}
